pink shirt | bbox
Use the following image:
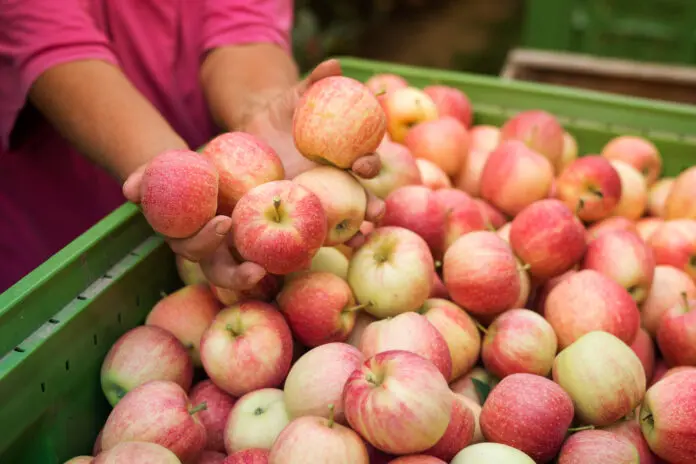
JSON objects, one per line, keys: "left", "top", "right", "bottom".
{"left": 0, "top": 0, "right": 293, "bottom": 292}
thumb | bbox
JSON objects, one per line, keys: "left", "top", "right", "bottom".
{"left": 122, "top": 164, "right": 147, "bottom": 204}
{"left": 295, "top": 59, "right": 342, "bottom": 97}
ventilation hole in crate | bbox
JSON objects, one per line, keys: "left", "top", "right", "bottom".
{"left": 48, "top": 318, "right": 59, "bottom": 324}
{"left": 77, "top": 295, "right": 87, "bottom": 301}
{"left": 65, "top": 360, "right": 70, "bottom": 371}
{"left": 129, "top": 252, "right": 139, "bottom": 257}
{"left": 104, "top": 273, "right": 113, "bottom": 279}
{"left": 117, "top": 313, "right": 122, "bottom": 324}
{"left": 40, "top": 382, "right": 46, "bottom": 393}
{"left": 93, "top": 334, "right": 98, "bottom": 346}
{"left": 14, "top": 347, "right": 25, "bottom": 353}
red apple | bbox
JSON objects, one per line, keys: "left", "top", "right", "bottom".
{"left": 202, "top": 132, "right": 284, "bottom": 215}
{"left": 648, "top": 219, "right": 696, "bottom": 282}
{"left": 468, "top": 125, "right": 500, "bottom": 153}
{"left": 455, "top": 149, "right": 491, "bottom": 197}
{"left": 347, "top": 226, "right": 434, "bottom": 318}
{"left": 648, "top": 177, "right": 675, "bottom": 218}
{"left": 210, "top": 274, "right": 281, "bottom": 307}
{"left": 665, "top": 166, "right": 696, "bottom": 220}
{"left": 224, "top": 448, "right": 269, "bottom": 464}
{"left": 199, "top": 301, "right": 293, "bottom": 397}
{"left": 650, "top": 360, "right": 670, "bottom": 386}
{"left": 343, "top": 350, "right": 452, "bottom": 455}
{"left": 544, "top": 269, "right": 640, "bottom": 348}
{"left": 556, "top": 155, "right": 622, "bottom": 222}
{"left": 365, "top": 73, "right": 408, "bottom": 96}
{"left": 499, "top": 110, "right": 565, "bottom": 170}
{"left": 100, "top": 380, "right": 207, "bottom": 462}
{"left": 610, "top": 160, "right": 648, "bottom": 220}
{"left": 293, "top": 75, "right": 386, "bottom": 168}
{"left": 383, "top": 87, "right": 439, "bottom": 143}
{"left": 359, "top": 312, "right": 453, "bottom": 380}
{"left": 100, "top": 326, "right": 193, "bottom": 407}
{"left": 346, "top": 311, "right": 378, "bottom": 349}
{"left": 601, "top": 135, "right": 662, "bottom": 186}
{"left": 358, "top": 140, "right": 421, "bottom": 199}
{"left": 459, "top": 395, "right": 484, "bottom": 444}
{"left": 422, "top": 394, "right": 475, "bottom": 461}
{"left": 433, "top": 188, "right": 487, "bottom": 253}
{"left": 558, "top": 430, "right": 640, "bottom": 464}
{"left": 405, "top": 117, "right": 469, "bottom": 176}
{"left": 636, "top": 218, "right": 664, "bottom": 243}
{"left": 496, "top": 222, "right": 511, "bottom": 242}
{"left": 92, "top": 442, "right": 181, "bottom": 464}
{"left": 283, "top": 342, "right": 363, "bottom": 423}
{"left": 198, "top": 450, "right": 227, "bottom": 464}
{"left": 423, "top": 85, "right": 473, "bottom": 127}
{"left": 416, "top": 158, "right": 452, "bottom": 190}
{"left": 533, "top": 269, "right": 576, "bottom": 316}
{"left": 642, "top": 265, "right": 696, "bottom": 336}
{"left": 389, "top": 456, "right": 445, "bottom": 464}
{"left": 176, "top": 255, "right": 208, "bottom": 286}
{"left": 224, "top": 388, "right": 290, "bottom": 453}
{"left": 474, "top": 199, "right": 507, "bottom": 230}
{"left": 189, "top": 380, "right": 236, "bottom": 453}
{"left": 604, "top": 417, "right": 659, "bottom": 464}
{"left": 559, "top": 131, "right": 578, "bottom": 173}
{"left": 430, "top": 271, "right": 449, "bottom": 299}
{"left": 656, "top": 295, "right": 696, "bottom": 366}
{"left": 586, "top": 216, "right": 637, "bottom": 243}
{"left": 146, "top": 284, "right": 221, "bottom": 366}
{"left": 481, "top": 373, "right": 574, "bottom": 462}
{"left": 510, "top": 199, "right": 586, "bottom": 281}
{"left": 480, "top": 140, "right": 554, "bottom": 216}
{"left": 449, "top": 367, "right": 498, "bottom": 405}
{"left": 630, "top": 328, "right": 656, "bottom": 384}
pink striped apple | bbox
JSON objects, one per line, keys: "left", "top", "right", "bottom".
{"left": 558, "top": 430, "right": 640, "bottom": 464}
{"left": 601, "top": 135, "right": 662, "bottom": 185}
{"left": 556, "top": 155, "right": 622, "bottom": 222}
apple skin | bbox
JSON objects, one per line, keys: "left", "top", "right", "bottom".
{"left": 474, "top": 199, "right": 508, "bottom": 230}
{"left": 468, "top": 124, "right": 501, "bottom": 153}
{"left": 100, "top": 380, "right": 207, "bottom": 463}
{"left": 421, "top": 393, "right": 475, "bottom": 461}
{"left": 405, "top": 117, "right": 469, "bottom": 176}
{"left": 365, "top": 73, "right": 408, "bottom": 96}
{"left": 283, "top": 342, "right": 363, "bottom": 423}
{"left": 647, "top": 219, "right": 696, "bottom": 283}
{"left": 188, "top": 380, "right": 236, "bottom": 453}
{"left": 509, "top": 199, "right": 587, "bottom": 281}
{"left": 641, "top": 265, "right": 696, "bottom": 336}
{"left": 357, "top": 139, "right": 422, "bottom": 199}
{"left": 359, "top": 312, "right": 453, "bottom": 380}
{"left": 210, "top": 274, "right": 281, "bottom": 307}
{"left": 649, "top": 177, "right": 675, "bottom": 217}
{"left": 449, "top": 367, "right": 499, "bottom": 406}
{"left": 650, "top": 360, "right": 670, "bottom": 386}
{"left": 458, "top": 395, "right": 484, "bottom": 443}
{"left": 482, "top": 309, "right": 558, "bottom": 378}
{"left": 293, "top": 75, "right": 386, "bottom": 168}
{"left": 430, "top": 271, "right": 449, "bottom": 299}
{"left": 100, "top": 326, "right": 193, "bottom": 407}
{"left": 656, "top": 296, "right": 696, "bottom": 366}
{"left": 433, "top": 188, "right": 488, "bottom": 253}
{"left": 601, "top": 135, "right": 662, "bottom": 186}
{"left": 640, "top": 369, "right": 696, "bottom": 463}
{"left": 499, "top": 110, "right": 565, "bottom": 170}
{"left": 630, "top": 328, "right": 656, "bottom": 384}
{"left": 145, "top": 284, "right": 221, "bottom": 367}
{"left": 665, "top": 166, "right": 696, "bottom": 220}
{"left": 347, "top": 226, "right": 434, "bottom": 318}
{"left": 176, "top": 255, "right": 208, "bottom": 286}
{"left": 451, "top": 443, "right": 535, "bottom": 463}
{"left": 92, "top": 442, "right": 181, "bottom": 464}
{"left": 388, "top": 456, "right": 445, "bottom": 464}
{"left": 268, "top": 414, "right": 369, "bottom": 464}
{"left": 277, "top": 271, "right": 360, "bottom": 347}
{"left": 544, "top": 269, "right": 640, "bottom": 349}
{"left": 423, "top": 85, "right": 473, "bottom": 127}
{"left": 443, "top": 231, "right": 529, "bottom": 319}
{"left": 199, "top": 301, "right": 293, "bottom": 397}
{"left": 555, "top": 155, "right": 622, "bottom": 222}
{"left": 223, "top": 448, "right": 269, "bottom": 464}
{"left": 557, "top": 430, "right": 640, "bottom": 464}
{"left": 481, "top": 373, "right": 574, "bottom": 463}
{"left": 202, "top": 132, "right": 285, "bottom": 215}
{"left": 231, "top": 180, "right": 327, "bottom": 275}
{"left": 455, "top": 149, "right": 492, "bottom": 197}
{"left": 480, "top": 140, "right": 555, "bottom": 217}
{"left": 582, "top": 230, "right": 656, "bottom": 303}
{"left": 415, "top": 158, "right": 452, "bottom": 190}
{"left": 197, "top": 451, "right": 227, "bottom": 464}
{"left": 610, "top": 160, "right": 649, "bottom": 220}
{"left": 420, "top": 298, "right": 481, "bottom": 381}
{"left": 533, "top": 269, "right": 576, "bottom": 317}
{"left": 63, "top": 458, "right": 93, "bottom": 464}
{"left": 636, "top": 218, "right": 664, "bottom": 243}
{"left": 306, "top": 246, "right": 349, "bottom": 280}
{"left": 224, "top": 388, "right": 291, "bottom": 453}
{"left": 346, "top": 311, "right": 378, "bottom": 349}
{"left": 383, "top": 87, "right": 439, "bottom": 143}
{"left": 553, "top": 331, "right": 646, "bottom": 426}
{"left": 343, "top": 350, "right": 453, "bottom": 455}
{"left": 559, "top": 131, "right": 578, "bottom": 173}
{"left": 586, "top": 216, "right": 637, "bottom": 243}
{"left": 604, "top": 417, "right": 659, "bottom": 464}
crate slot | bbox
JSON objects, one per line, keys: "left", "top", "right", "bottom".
{"left": 48, "top": 319, "right": 59, "bottom": 324}
{"left": 65, "top": 360, "right": 70, "bottom": 371}
{"left": 40, "top": 383, "right": 45, "bottom": 393}
{"left": 13, "top": 347, "right": 25, "bottom": 353}
{"left": 76, "top": 296, "right": 87, "bottom": 301}
{"left": 93, "top": 334, "right": 98, "bottom": 346}
{"left": 104, "top": 273, "right": 113, "bottom": 279}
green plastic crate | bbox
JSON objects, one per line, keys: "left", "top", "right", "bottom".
{"left": 1, "top": 56, "right": 695, "bottom": 463}
{"left": 523, "top": 0, "right": 696, "bottom": 66}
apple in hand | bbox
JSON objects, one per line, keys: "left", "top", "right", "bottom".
{"left": 383, "top": 87, "right": 438, "bottom": 143}
{"left": 422, "top": 393, "right": 475, "bottom": 461}
{"left": 647, "top": 219, "right": 696, "bottom": 282}
{"left": 210, "top": 274, "right": 281, "bottom": 307}
{"left": 586, "top": 216, "right": 637, "bottom": 243}
{"left": 656, "top": 294, "right": 696, "bottom": 366}
{"left": 481, "top": 373, "right": 574, "bottom": 463}
{"left": 405, "top": 117, "right": 469, "bottom": 176}
{"left": 344, "top": 350, "right": 452, "bottom": 455}
{"left": 553, "top": 331, "right": 646, "bottom": 426}
{"left": 648, "top": 177, "right": 675, "bottom": 217}
{"left": 499, "top": 110, "right": 565, "bottom": 170}
{"left": 100, "top": 326, "right": 193, "bottom": 406}
{"left": 200, "top": 301, "right": 293, "bottom": 397}
{"left": 665, "top": 166, "right": 696, "bottom": 220}
{"left": 433, "top": 188, "right": 488, "bottom": 253}
{"left": 455, "top": 149, "right": 491, "bottom": 197}
{"left": 630, "top": 328, "right": 656, "bottom": 384}
{"left": 225, "top": 448, "right": 269, "bottom": 464}
{"left": 416, "top": 158, "right": 452, "bottom": 190}
{"left": 92, "top": 442, "right": 181, "bottom": 464}
{"left": 224, "top": 388, "right": 291, "bottom": 453}
{"left": 601, "top": 135, "right": 662, "bottom": 186}
{"left": 189, "top": 380, "right": 236, "bottom": 453}
{"left": 423, "top": 85, "right": 473, "bottom": 127}
{"left": 558, "top": 430, "right": 640, "bottom": 464}
{"left": 610, "top": 160, "right": 648, "bottom": 220}
{"left": 451, "top": 443, "right": 535, "bottom": 463}
{"left": 641, "top": 265, "right": 696, "bottom": 336}
{"left": 357, "top": 139, "right": 421, "bottom": 199}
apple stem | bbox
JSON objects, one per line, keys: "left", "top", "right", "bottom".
{"left": 588, "top": 187, "right": 604, "bottom": 199}
{"left": 475, "top": 321, "right": 488, "bottom": 335}
{"left": 519, "top": 262, "right": 531, "bottom": 272}
{"left": 188, "top": 401, "right": 208, "bottom": 416}
{"left": 375, "top": 89, "right": 387, "bottom": 97}
{"left": 568, "top": 425, "right": 594, "bottom": 433}
{"left": 485, "top": 221, "right": 496, "bottom": 232}
{"left": 327, "top": 403, "right": 335, "bottom": 428}
{"left": 272, "top": 196, "right": 282, "bottom": 223}
{"left": 344, "top": 302, "right": 369, "bottom": 313}
{"left": 682, "top": 291, "right": 690, "bottom": 312}
{"left": 576, "top": 198, "right": 585, "bottom": 214}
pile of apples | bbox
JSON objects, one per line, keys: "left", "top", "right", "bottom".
{"left": 65, "top": 72, "right": 696, "bottom": 464}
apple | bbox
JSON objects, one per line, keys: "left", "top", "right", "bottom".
{"left": 404, "top": 117, "right": 469, "bottom": 176}
{"left": 586, "top": 216, "right": 637, "bottom": 243}
{"left": 210, "top": 274, "right": 281, "bottom": 307}
{"left": 482, "top": 309, "right": 558, "bottom": 378}
{"left": 601, "top": 135, "right": 662, "bottom": 186}
{"left": 480, "top": 140, "right": 554, "bottom": 216}
{"left": 610, "top": 160, "right": 648, "bottom": 220}
{"left": 555, "top": 155, "right": 622, "bottom": 222}
{"left": 656, "top": 294, "right": 696, "bottom": 366}
{"left": 553, "top": 331, "right": 646, "bottom": 426}
{"left": 647, "top": 219, "right": 696, "bottom": 282}
{"left": 636, "top": 218, "right": 664, "bottom": 243}
{"left": 293, "top": 75, "right": 386, "bottom": 168}
{"left": 231, "top": 180, "right": 327, "bottom": 275}
{"left": 197, "top": 451, "right": 227, "bottom": 464}
{"left": 100, "top": 380, "right": 207, "bottom": 462}
{"left": 176, "top": 255, "right": 208, "bottom": 285}
{"left": 307, "top": 246, "right": 349, "bottom": 280}
{"left": 224, "top": 448, "right": 269, "bottom": 464}
{"left": 199, "top": 301, "right": 293, "bottom": 397}
{"left": 481, "top": 373, "right": 574, "bottom": 462}
{"left": 604, "top": 417, "right": 659, "bottom": 464}
{"left": 451, "top": 443, "right": 535, "bottom": 463}
{"left": 544, "top": 269, "right": 640, "bottom": 348}
{"left": 430, "top": 271, "right": 449, "bottom": 299}
{"left": 422, "top": 394, "right": 475, "bottom": 461}
{"left": 283, "top": 342, "right": 363, "bottom": 423}
{"left": 474, "top": 199, "right": 508, "bottom": 230}
{"left": 346, "top": 311, "right": 378, "bottom": 349}
{"left": 663, "top": 366, "right": 696, "bottom": 379}
{"left": 202, "top": 132, "right": 285, "bottom": 215}
{"left": 433, "top": 188, "right": 487, "bottom": 253}
{"left": 423, "top": 85, "right": 473, "bottom": 127}
{"left": 382, "top": 87, "right": 439, "bottom": 143}
{"left": 189, "top": 380, "right": 236, "bottom": 453}
{"left": 455, "top": 149, "right": 491, "bottom": 198}
{"left": 449, "top": 367, "right": 498, "bottom": 405}
{"left": 145, "top": 284, "right": 221, "bottom": 366}
{"left": 420, "top": 298, "right": 481, "bottom": 381}
{"left": 63, "top": 458, "right": 93, "bottom": 464}
{"left": 557, "top": 430, "right": 640, "bottom": 464}
{"left": 640, "top": 370, "right": 696, "bottom": 463}
{"left": 224, "top": 388, "right": 291, "bottom": 453}
{"left": 92, "top": 442, "right": 181, "bottom": 464}
{"left": 468, "top": 125, "right": 500, "bottom": 153}
{"left": 365, "top": 73, "right": 408, "bottom": 96}
{"left": 269, "top": 407, "right": 369, "bottom": 464}
{"left": 388, "top": 456, "right": 445, "bottom": 464}
{"left": 559, "top": 131, "right": 578, "bottom": 172}
{"left": 648, "top": 177, "right": 675, "bottom": 217}
{"left": 630, "top": 328, "right": 656, "bottom": 384}
{"left": 641, "top": 265, "right": 696, "bottom": 336}
{"left": 582, "top": 230, "right": 656, "bottom": 303}
{"left": 496, "top": 222, "right": 511, "bottom": 242}
{"left": 100, "top": 326, "right": 193, "bottom": 406}
{"left": 357, "top": 140, "right": 421, "bottom": 199}
{"left": 499, "top": 110, "right": 565, "bottom": 170}
{"left": 665, "top": 166, "right": 696, "bottom": 220}
{"left": 650, "top": 360, "right": 670, "bottom": 386}
{"left": 416, "top": 158, "right": 452, "bottom": 190}
{"left": 459, "top": 395, "right": 484, "bottom": 443}
{"left": 509, "top": 199, "right": 586, "bottom": 281}
{"left": 359, "top": 312, "right": 453, "bottom": 380}
{"left": 347, "top": 226, "right": 434, "bottom": 318}
{"left": 380, "top": 185, "right": 446, "bottom": 256}
{"left": 533, "top": 269, "right": 576, "bottom": 316}
{"left": 443, "top": 231, "right": 530, "bottom": 319}
{"left": 140, "top": 149, "right": 218, "bottom": 238}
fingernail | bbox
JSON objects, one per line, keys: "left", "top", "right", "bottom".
{"left": 215, "top": 218, "right": 231, "bottom": 235}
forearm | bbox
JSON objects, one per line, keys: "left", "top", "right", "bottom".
{"left": 200, "top": 43, "right": 299, "bottom": 131}
{"left": 29, "top": 59, "right": 187, "bottom": 181}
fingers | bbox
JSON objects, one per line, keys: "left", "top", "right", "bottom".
{"left": 167, "top": 216, "right": 232, "bottom": 262}
{"left": 351, "top": 153, "right": 381, "bottom": 179}
{"left": 365, "top": 190, "right": 386, "bottom": 224}
{"left": 345, "top": 232, "right": 366, "bottom": 249}
{"left": 295, "top": 59, "right": 343, "bottom": 97}
{"left": 122, "top": 164, "right": 147, "bottom": 203}
{"left": 199, "top": 245, "right": 267, "bottom": 291}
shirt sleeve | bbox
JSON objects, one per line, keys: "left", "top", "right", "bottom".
{"left": 201, "top": 0, "right": 294, "bottom": 54}
{"left": 0, "top": 0, "right": 118, "bottom": 150}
